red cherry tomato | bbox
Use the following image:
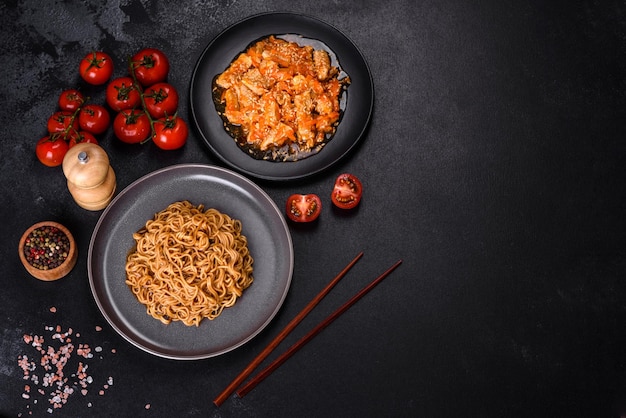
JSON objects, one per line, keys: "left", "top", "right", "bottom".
{"left": 58, "top": 89, "right": 84, "bottom": 112}
{"left": 106, "top": 77, "right": 141, "bottom": 111}
{"left": 79, "top": 51, "right": 114, "bottom": 85}
{"left": 78, "top": 104, "right": 110, "bottom": 134}
{"left": 47, "top": 111, "right": 78, "bottom": 134}
{"left": 113, "top": 109, "right": 151, "bottom": 144}
{"left": 68, "top": 131, "right": 99, "bottom": 148}
{"left": 144, "top": 82, "right": 179, "bottom": 119}
{"left": 330, "top": 173, "right": 363, "bottom": 209}
{"left": 36, "top": 136, "right": 69, "bottom": 167}
{"left": 286, "top": 194, "right": 322, "bottom": 222}
{"left": 131, "top": 48, "right": 169, "bottom": 86}
{"left": 153, "top": 116, "right": 188, "bottom": 150}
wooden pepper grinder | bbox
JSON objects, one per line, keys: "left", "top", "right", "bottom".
{"left": 62, "top": 143, "right": 116, "bottom": 211}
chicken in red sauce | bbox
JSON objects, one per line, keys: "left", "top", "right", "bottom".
{"left": 213, "top": 35, "right": 350, "bottom": 161}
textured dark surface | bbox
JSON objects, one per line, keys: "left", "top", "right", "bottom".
{"left": 1, "top": 0, "right": 626, "bottom": 417}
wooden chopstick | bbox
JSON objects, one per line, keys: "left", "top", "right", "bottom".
{"left": 236, "top": 259, "right": 402, "bottom": 398}
{"left": 213, "top": 251, "right": 364, "bottom": 407}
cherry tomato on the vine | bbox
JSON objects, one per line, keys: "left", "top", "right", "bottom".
{"left": 144, "top": 82, "right": 179, "bottom": 119}
{"left": 330, "top": 173, "right": 363, "bottom": 209}
{"left": 106, "top": 77, "right": 141, "bottom": 111}
{"left": 286, "top": 194, "right": 322, "bottom": 222}
{"left": 36, "top": 136, "right": 69, "bottom": 167}
{"left": 79, "top": 51, "right": 114, "bottom": 85}
{"left": 47, "top": 111, "right": 78, "bottom": 134}
{"left": 131, "top": 48, "right": 169, "bottom": 86}
{"left": 78, "top": 104, "right": 110, "bottom": 134}
{"left": 58, "top": 89, "right": 84, "bottom": 112}
{"left": 113, "top": 109, "right": 151, "bottom": 144}
{"left": 153, "top": 116, "right": 188, "bottom": 150}
{"left": 68, "top": 131, "right": 99, "bottom": 148}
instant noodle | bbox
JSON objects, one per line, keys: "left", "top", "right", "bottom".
{"left": 125, "top": 201, "right": 254, "bottom": 326}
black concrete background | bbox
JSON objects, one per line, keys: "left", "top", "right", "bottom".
{"left": 2, "top": 0, "right": 626, "bottom": 417}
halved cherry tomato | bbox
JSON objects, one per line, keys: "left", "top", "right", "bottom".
{"left": 106, "top": 77, "right": 141, "bottom": 111}
{"left": 286, "top": 194, "right": 322, "bottom": 222}
{"left": 131, "top": 48, "right": 169, "bottom": 86}
{"left": 153, "top": 116, "right": 188, "bottom": 150}
{"left": 58, "top": 89, "right": 84, "bottom": 112}
{"left": 113, "top": 109, "right": 151, "bottom": 144}
{"left": 78, "top": 104, "right": 110, "bottom": 134}
{"left": 79, "top": 51, "right": 114, "bottom": 85}
{"left": 144, "top": 82, "right": 179, "bottom": 119}
{"left": 36, "top": 136, "right": 69, "bottom": 167}
{"left": 47, "top": 111, "right": 78, "bottom": 134}
{"left": 330, "top": 173, "right": 363, "bottom": 209}
{"left": 69, "top": 131, "right": 98, "bottom": 148}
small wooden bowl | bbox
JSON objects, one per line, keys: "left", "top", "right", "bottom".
{"left": 18, "top": 221, "right": 77, "bottom": 281}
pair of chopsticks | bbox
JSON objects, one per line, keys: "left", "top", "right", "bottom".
{"left": 213, "top": 251, "right": 402, "bottom": 406}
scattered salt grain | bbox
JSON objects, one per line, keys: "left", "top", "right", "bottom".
{"left": 145, "top": 403, "right": 151, "bottom": 409}
{"left": 17, "top": 311, "right": 117, "bottom": 416}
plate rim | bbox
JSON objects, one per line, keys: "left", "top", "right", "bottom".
{"left": 189, "top": 11, "right": 374, "bottom": 181}
{"left": 87, "top": 163, "right": 294, "bottom": 360}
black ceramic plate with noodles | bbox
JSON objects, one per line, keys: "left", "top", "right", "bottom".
{"left": 190, "top": 12, "right": 373, "bottom": 181}
{"left": 88, "top": 164, "right": 294, "bottom": 360}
